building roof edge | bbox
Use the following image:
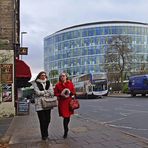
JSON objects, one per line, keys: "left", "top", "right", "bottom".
{"left": 55, "top": 20, "right": 148, "bottom": 33}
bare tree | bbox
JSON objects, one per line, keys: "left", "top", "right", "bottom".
{"left": 138, "top": 55, "right": 148, "bottom": 74}
{"left": 49, "top": 69, "right": 59, "bottom": 85}
{"left": 105, "top": 35, "right": 133, "bottom": 90}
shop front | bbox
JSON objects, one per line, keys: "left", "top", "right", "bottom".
{"left": 15, "top": 59, "right": 32, "bottom": 115}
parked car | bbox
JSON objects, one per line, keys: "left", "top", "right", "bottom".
{"left": 26, "top": 95, "right": 35, "bottom": 103}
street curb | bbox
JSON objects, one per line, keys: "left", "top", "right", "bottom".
{"left": 76, "top": 114, "right": 148, "bottom": 145}
{"left": 102, "top": 122, "right": 148, "bottom": 145}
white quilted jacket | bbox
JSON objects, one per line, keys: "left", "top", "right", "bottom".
{"left": 32, "top": 79, "right": 54, "bottom": 111}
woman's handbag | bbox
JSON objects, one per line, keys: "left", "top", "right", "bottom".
{"left": 69, "top": 97, "right": 80, "bottom": 111}
{"left": 41, "top": 96, "right": 57, "bottom": 109}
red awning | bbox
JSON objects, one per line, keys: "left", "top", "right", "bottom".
{"left": 16, "top": 59, "right": 32, "bottom": 78}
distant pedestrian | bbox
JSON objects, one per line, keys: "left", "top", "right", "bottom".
{"left": 32, "top": 71, "right": 54, "bottom": 140}
{"left": 54, "top": 72, "right": 76, "bottom": 138}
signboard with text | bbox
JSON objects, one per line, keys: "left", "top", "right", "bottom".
{"left": 17, "top": 100, "right": 30, "bottom": 115}
{"left": 19, "top": 47, "right": 28, "bottom": 55}
{"left": 1, "top": 64, "right": 13, "bottom": 83}
{"left": 2, "top": 84, "right": 12, "bottom": 102}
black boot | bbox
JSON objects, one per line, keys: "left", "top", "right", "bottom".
{"left": 63, "top": 117, "right": 70, "bottom": 139}
{"left": 42, "top": 136, "right": 48, "bottom": 140}
{"left": 63, "top": 129, "right": 68, "bottom": 138}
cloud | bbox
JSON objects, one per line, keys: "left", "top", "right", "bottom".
{"left": 20, "top": 0, "right": 148, "bottom": 80}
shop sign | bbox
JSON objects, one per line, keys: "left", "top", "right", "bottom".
{"left": 0, "top": 64, "right": 13, "bottom": 84}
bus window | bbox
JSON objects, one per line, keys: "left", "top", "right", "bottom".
{"left": 88, "top": 85, "right": 93, "bottom": 92}
{"left": 103, "top": 84, "right": 107, "bottom": 90}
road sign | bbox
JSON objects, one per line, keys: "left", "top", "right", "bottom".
{"left": 19, "top": 47, "right": 28, "bottom": 55}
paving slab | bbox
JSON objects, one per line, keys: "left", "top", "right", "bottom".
{"left": 0, "top": 104, "right": 148, "bottom": 148}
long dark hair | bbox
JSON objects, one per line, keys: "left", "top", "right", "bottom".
{"left": 35, "top": 71, "right": 47, "bottom": 81}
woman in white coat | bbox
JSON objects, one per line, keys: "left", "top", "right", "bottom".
{"left": 32, "top": 71, "right": 54, "bottom": 140}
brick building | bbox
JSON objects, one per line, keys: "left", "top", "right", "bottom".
{"left": 0, "top": 0, "right": 20, "bottom": 117}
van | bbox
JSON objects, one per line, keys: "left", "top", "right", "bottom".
{"left": 128, "top": 74, "right": 148, "bottom": 96}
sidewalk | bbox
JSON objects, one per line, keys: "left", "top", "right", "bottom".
{"left": 0, "top": 117, "right": 13, "bottom": 139}
{"left": 1, "top": 104, "right": 148, "bottom": 148}
{"left": 108, "top": 92, "right": 131, "bottom": 97}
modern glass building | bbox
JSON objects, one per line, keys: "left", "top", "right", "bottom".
{"left": 44, "top": 21, "right": 148, "bottom": 83}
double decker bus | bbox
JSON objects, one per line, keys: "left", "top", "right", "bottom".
{"left": 72, "top": 73, "right": 108, "bottom": 99}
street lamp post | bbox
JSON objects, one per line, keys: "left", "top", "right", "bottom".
{"left": 21, "top": 32, "right": 27, "bottom": 47}
{"left": 20, "top": 32, "right": 27, "bottom": 59}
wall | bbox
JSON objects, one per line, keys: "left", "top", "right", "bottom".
{"left": 0, "top": 0, "right": 18, "bottom": 117}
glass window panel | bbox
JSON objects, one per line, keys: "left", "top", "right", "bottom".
{"left": 104, "top": 26, "right": 109, "bottom": 34}
{"left": 88, "top": 28, "right": 95, "bottom": 36}
{"left": 82, "top": 29, "right": 88, "bottom": 37}
{"left": 84, "top": 38, "right": 90, "bottom": 46}
{"left": 100, "top": 27, "right": 104, "bottom": 35}
{"left": 96, "top": 27, "right": 101, "bottom": 35}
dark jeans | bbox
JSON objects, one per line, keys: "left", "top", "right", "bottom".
{"left": 37, "top": 109, "right": 51, "bottom": 138}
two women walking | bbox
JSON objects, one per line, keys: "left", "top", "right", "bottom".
{"left": 33, "top": 71, "right": 76, "bottom": 140}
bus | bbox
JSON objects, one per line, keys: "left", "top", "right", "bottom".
{"left": 72, "top": 73, "right": 108, "bottom": 99}
{"left": 128, "top": 74, "right": 148, "bottom": 96}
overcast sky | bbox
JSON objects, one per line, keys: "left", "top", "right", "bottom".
{"left": 20, "top": 0, "right": 148, "bottom": 80}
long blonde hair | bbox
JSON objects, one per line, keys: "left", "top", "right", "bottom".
{"left": 59, "top": 72, "right": 68, "bottom": 82}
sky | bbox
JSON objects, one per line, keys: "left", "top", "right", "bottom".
{"left": 20, "top": 0, "right": 148, "bottom": 80}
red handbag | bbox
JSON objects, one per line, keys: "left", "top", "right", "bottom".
{"left": 69, "top": 98, "right": 80, "bottom": 111}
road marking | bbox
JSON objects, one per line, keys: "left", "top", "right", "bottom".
{"left": 107, "top": 124, "right": 148, "bottom": 131}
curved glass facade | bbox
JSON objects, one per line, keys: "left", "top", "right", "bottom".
{"left": 44, "top": 21, "right": 148, "bottom": 82}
